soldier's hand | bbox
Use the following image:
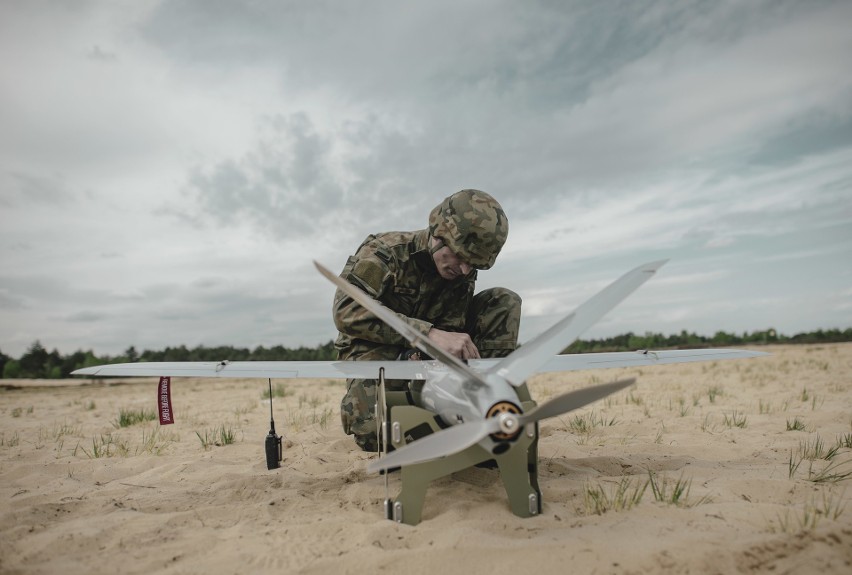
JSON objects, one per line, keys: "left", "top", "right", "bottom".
{"left": 427, "top": 328, "right": 480, "bottom": 360}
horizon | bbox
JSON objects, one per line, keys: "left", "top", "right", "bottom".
{"left": 6, "top": 324, "right": 851, "bottom": 361}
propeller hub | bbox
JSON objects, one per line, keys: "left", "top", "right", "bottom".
{"left": 497, "top": 413, "right": 518, "bottom": 435}
{"left": 486, "top": 401, "right": 522, "bottom": 440}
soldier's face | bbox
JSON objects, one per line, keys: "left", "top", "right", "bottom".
{"left": 432, "top": 244, "right": 472, "bottom": 281}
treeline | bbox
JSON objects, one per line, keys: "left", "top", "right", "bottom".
{"left": 2, "top": 327, "right": 851, "bottom": 379}
{"left": 562, "top": 327, "right": 852, "bottom": 353}
{"left": 0, "top": 341, "right": 336, "bottom": 379}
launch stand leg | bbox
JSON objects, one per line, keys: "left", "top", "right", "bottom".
{"left": 382, "top": 396, "right": 541, "bottom": 526}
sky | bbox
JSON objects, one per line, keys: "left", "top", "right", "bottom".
{"left": 1, "top": 0, "right": 851, "bottom": 358}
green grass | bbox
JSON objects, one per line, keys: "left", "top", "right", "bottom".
{"left": 114, "top": 408, "right": 157, "bottom": 428}
{"left": 647, "top": 471, "right": 711, "bottom": 507}
{"left": 722, "top": 410, "right": 748, "bottom": 429}
{"left": 285, "top": 406, "right": 334, "bottom": 432}
{"left": 786, "top": 417, "right": 807, "bottom": 431}
{"left": 195, "top": 425, "right": 237, "bottom": 450}
{"left": 807, "top": 460, "right": 852, "bottom": 484}
{"left": 73, "top": 428, "right": 178, "bottom": 458}
{"left": 707, "top": 386, "right": 723, "bottom": 404}
{"left": 797, "top": 435, "right": 834, "bottom": 461}
{"left": 262, "top": 383, "right": 289, "bottom": 399}
{"left": 567, "top": 411, "right": 618, "bottom": 435}
{"left": 298, "top": 394, "right": 324, "bottom": 409}
{"left": 789, "top": 439, "right": 852, "bottom": 483}
{"left": 50, "top": 421, "right": 81, "bottom": 440}
{"left": 701, "top": 413, "right": 721, "bottom": 434}
{"left": 788, "top": 450, "right": 802, "bottom": 479}
{"left": 139, "top": 427, "right": 179, "bottom": 455}
{"left": 772, "top": 492, "right": 847, "bottom": 533}
{"left": 583, "top": 477, "right": 648, "bottom": 515}
{"left": 0, "top": 431, "right": 21, "bottom": 447}
{"left": 76, "top": 434, "right": 130, "bottom": 458}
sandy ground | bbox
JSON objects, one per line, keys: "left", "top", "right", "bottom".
{"left": 1, "top": 343, "right": 851, "bottom": 574}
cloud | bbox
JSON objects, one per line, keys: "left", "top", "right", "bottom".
{"left": 1, "top": 171, "right": 72, "bottom": 207}
{"left": 65, "top": 311, "right": 108, "bottom": 323}
{"left": 1, "top": 1, "right": 851, "bottom": 356}
{"left": 87, "top": 45, "right": 117, "bottom": 62}
{"left": 181, "top": 112, "right": 347, "bottom": 238}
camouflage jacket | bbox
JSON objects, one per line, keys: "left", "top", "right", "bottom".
{"left": 333, "top": 229, "right": 476, "bottom": 359}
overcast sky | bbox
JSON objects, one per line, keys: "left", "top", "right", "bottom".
{"left": 1, "top": 0, "right": 850, "bottom": 358}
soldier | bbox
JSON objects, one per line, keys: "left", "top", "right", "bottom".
{"left": 333, "top": 189, "right": 522, "bottom": 451}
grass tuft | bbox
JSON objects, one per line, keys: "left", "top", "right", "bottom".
{"left": 1, "top": 431, "right": 21, "bottom": 447}
{"left": 723, "top": 410, "right": 748, "bottom": 429}
{"left": 807, "top": 459, "right": 852, "bottom": 484}
{"left": 262, "top": 384, "right": 289, "bottom": 399}
{"left": 196, "top": 425, "right": 237, "bottom": 450}
{"left": 114, "top": 408, "right": 157, "bottom": 428}
{"left": 567, "top": 411, "right": 618, "bottom": 435}
{"left": 140, "top": 427, "right": 179, "bottom": 455}
{"left": 647, "top": 471, "right": 711, "bottom": 507}
{"left": 786, "top": 417, "right": 807, "bottom": 432}
{"left": 772, "top": 492, "right": 847, "bottom": 533}
{"left": 707, "top": 386, "right": 723, "bottom": 404}
{"left": 285, "top": 406, "right": 335, "bottom": 432}
{"left": 78, "top": 433, "right": 130, "bottom": 458}
{"left": 583, "top": 477, "right": 648, "bottom": 515}
{"left": 788, "top": 450, "right": 802, "bottom": 479}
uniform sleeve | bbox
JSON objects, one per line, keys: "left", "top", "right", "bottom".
{"left": 332, "top": 238, "right": 433, "bottom": 346}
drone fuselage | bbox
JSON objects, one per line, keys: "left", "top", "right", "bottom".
{"left": 411, "top": 367, "right": 524, "bottom": 452}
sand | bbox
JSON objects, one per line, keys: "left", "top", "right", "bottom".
{"left": 1, "top": 343, "right": 851, "bottom": 574}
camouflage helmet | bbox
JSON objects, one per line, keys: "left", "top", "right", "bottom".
{"left": 428, "top": 189, "right": 508, "bottom": 270}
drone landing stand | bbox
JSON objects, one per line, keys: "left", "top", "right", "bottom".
{"left": 381, "top": 390, "right": 541, "bottom": 526}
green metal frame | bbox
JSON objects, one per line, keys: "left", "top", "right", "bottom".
{"left": 380, "top": 386, "right": 541, "bottom": 526}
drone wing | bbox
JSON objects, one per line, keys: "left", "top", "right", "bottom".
{"left": 467, "top": 347, "right": 769, "bottom": 373}
{"left": 71, "top": 360, "right": 442, "bottom": 380}
{"left": 72, "top": 348, "right": 768, "bottom": 379}
{"left": 487, "top": 260, "right": 667, "bottom": 387}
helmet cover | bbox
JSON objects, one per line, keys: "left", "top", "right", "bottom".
{"left": 428, "top": 189, "right": 508, "bottom": 269}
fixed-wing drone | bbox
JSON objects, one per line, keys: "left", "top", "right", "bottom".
{"left": 73, "top": 260, "right": 765, "bottom": 524}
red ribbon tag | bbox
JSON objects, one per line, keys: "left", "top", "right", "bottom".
{"left": 158, "top": 376, "right": 174, "bottom": 425}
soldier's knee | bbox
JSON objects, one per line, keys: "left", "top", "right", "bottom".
{"left": 340, "top": 379, "right": 377, "bottom": 435}
{"left": 469, "top": 287, "right": 521, "bottom": 358}
{"left": 474, "top": 287, "right": 522, "bottom": 314}
{"left": 487, "top": 287, "right": 521, "bottom": 308}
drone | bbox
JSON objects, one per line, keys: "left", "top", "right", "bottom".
{"left": 74, "top": 259, "right": 765, "bottom": 525}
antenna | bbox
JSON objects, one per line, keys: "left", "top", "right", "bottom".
{"left": 264, "top": 378, "right": 282, "bottom": 470}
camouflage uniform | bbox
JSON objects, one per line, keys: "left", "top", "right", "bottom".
{"left": 333, "top": 190, "right": 521, "bottom": 451}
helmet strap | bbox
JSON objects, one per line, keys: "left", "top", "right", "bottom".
{"left": 429, "top": 236, "right": 445, "bottom": 256}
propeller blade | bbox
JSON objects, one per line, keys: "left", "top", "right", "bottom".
{"left": 518, "top": 378, "right": 635, "bottom": 425}
{"left": 488, "top": 260, "right": 667, "bottom": 387}
{"left": 314, "top": 260, "right": 490, "bottom": 388}
{"left": 367, "top": 416, "right": 503, "bottom": 474}
{"left": 367, "top": 378, "right": 635, "bottom": 473}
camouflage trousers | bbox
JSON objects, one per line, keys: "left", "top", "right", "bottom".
{"left": 339, "top": 287, "right": 521, "bottom": 451}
